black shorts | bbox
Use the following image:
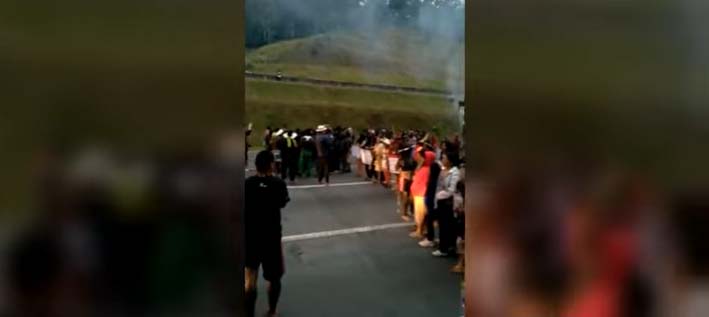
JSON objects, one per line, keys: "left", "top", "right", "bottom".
{"left": 245, "top": 241, "right": 285, "bottom": 282}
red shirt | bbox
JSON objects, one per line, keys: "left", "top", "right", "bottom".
{"left": 411, "top": 151, "right": 435, "bottom": 196}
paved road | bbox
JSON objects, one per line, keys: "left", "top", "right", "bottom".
{"left": 246, "top": 152, "right": 462, "bottom": 316}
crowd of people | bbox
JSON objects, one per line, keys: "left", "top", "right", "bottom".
{"left": 256, "top": 125, "right": 354, "bottom": 184}
{"left": 254, "top": 124, "right": 466, "bottom": 272}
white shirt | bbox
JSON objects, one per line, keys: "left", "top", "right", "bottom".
{"left": 436, "top": 166, "right": 460, "bottom": 201}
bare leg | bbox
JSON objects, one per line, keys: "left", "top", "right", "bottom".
{"left": 267, "top": 280, "right": 282, "bottom": 316}
{"left": 245, "top": 268, "right": 259, "bottom": 317}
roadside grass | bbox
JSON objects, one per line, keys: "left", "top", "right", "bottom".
{"left": 245, "top": 80, "right": 459, "bottom": 134}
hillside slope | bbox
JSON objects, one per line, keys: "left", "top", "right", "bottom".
{"left": 246, "top": 29, "right": 464, "bottom": 92}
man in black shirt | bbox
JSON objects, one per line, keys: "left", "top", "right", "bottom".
{"left": 315, "top": 125, "right": 333, "bottom": 185}
{"left": 245, "top": 150, "right": 290, "bottom": 317}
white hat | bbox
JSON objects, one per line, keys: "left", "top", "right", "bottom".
{"left": 381, "top": 138, "right": 391, "bottom": 145}
{"left": 274, "top": 129, "right": 284, "bottom": 136}
{"left": 316, "top": 125, "right": 327, "bottom": 133}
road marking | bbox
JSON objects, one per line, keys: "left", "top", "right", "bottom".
{"left": 282, "top": 222, "right": 412, "bottom": 242}
{"left": 287, "top": 181, "right": 371, "bottom": 189}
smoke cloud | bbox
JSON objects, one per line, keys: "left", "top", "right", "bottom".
{"left": 247, "top": 0, "right": 464, "bottom": 95}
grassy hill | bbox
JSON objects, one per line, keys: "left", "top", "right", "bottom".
{"left": 245, "top": 29, "right": 463, "bottom": 133}
{"left": 246, "top": 29, "right": 464, "bottom": 91}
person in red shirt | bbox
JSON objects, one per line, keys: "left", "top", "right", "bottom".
{"left": 409, "top": 150, "right": 436, "bottom": 239}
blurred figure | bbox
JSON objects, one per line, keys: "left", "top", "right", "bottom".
{"left": 561, "top": 178, "right": 654, "bottom": 317}
{"left": 466, "top": 180, "right": 515, "bottom": 317}
{"left": 244, "top": 151, "right": 291, "bottom": 317}
{"left": 663, "top": 193, "right": 709, "bottom": 317}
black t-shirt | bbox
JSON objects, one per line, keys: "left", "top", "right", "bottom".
{"left": 315, "top": 134, "right": 333, "bottom": 157}
{"left": 244, "top": 175, "right": 290, "bottom": 243}
{"left": 400, "top": 157, "right": 417, "bottom": 172}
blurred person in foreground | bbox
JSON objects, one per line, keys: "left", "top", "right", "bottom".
{"left": 245, "top": 151, "right": 291, "bottom": 317}
{"left": 659, "top": 192, "right": 709, "bottom": 317}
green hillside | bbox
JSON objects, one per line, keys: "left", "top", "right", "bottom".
{"left": 245, "top": 29, "right": 463, "bottom": 133}
{"left": 246, "top": 29, "right": 464, "bottom": 91}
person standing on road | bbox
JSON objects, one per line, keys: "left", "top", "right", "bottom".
{"left": 272, "top": 128, "right": 285, "bottom": 175}
{"left": 360, "top": 130, "right": 375, "bottom": 181}
{"left": 341, "top": 128, "right": 353, "bottom": 173}
{"left": 398, "top": 145, "right": 417, "bottom": 221}
{"left": 282, "top": 131, "right": 299, "bottom": 184}
{"left": 419, "top": 146, "right": 443, "bottom": 248}
{"left": 428, "top": 151, "right": 461, "bottom": 257}
{"left": 373, "top": 137, "right": 385, "bottom": 185}
{"left": 263, "top": 126, "right": 272, "bottom": 148}
{"left": 276, "top": 130, "right": 291, "bottom": 181}
{"left": 245, "top": 150, "right": 290, "bottom": 317}
{"left": 410, "top": 150, "right": 435, "bottom": 239}
{"left": 315, "top": 125, "right": 333, "bottom": 185}
{"left": 352, "top": 130, "right": 364, "bottom": 177}
{"left": 299, "top": 133, "right": 315, "bottom": 178}
{"left": 380, "top": 138, "right": 392, "bottom": 187}
{"left": 330, "top": 127, "right": 343, "bottom": 173}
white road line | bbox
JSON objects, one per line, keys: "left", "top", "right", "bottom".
{"left": 282, "top": 222, "right": 412, "bottom": 242}
{"left": 287, "top": 181, "right": 371, "bottom": 189}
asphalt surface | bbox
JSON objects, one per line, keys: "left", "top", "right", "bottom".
{"left": 246, "top": 152, "right": 462, "bottom": 316}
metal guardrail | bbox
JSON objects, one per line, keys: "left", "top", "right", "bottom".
{"left": 245, "top": 71, "right": 453, "bottom": 96}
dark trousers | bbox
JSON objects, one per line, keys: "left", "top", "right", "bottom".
{"left": 317, "top": 157, "right": 329, "bottom": 183}
{"left": 365, "top": 164, "right": 376, "bottom": 180}
{"left": 329, "top": 154, "right": 339, "bottom": 172}
{"left": 425, "top": 197, "right": 437, "bottom": 241}
{"left": 288, "top": 155, "right": 298, "bottom": 182}
{"left": 283, "top": 156, "right": 298, "bottom": 181}
{"left": 436, "top": 198, "right": 456, "bottom": 253}
{"left": 341, "top": 154, "right": 350, "bottom": 172}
